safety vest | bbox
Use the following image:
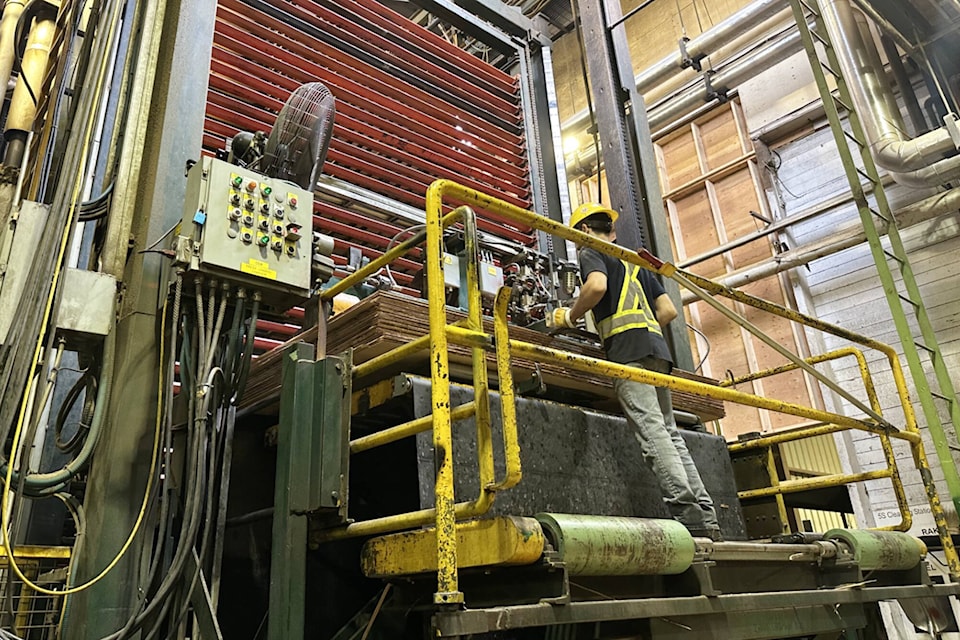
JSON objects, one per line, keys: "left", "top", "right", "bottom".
{"left": 597, "top": 260, "right": 663, "bottom": 342}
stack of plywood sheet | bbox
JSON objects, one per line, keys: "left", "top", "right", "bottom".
{"left": 242, "top": 291, "right": 725, "bottom": 422}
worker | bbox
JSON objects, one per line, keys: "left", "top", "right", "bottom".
{"left": 554, "top": 203, "right": 721, "bottom": 541}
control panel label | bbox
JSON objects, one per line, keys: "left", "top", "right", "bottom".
{"left": 240, "top": 258, "right": 278, "bottom": 281}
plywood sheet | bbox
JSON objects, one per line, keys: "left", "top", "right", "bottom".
{"left": 242, "top": 291, "right": 726, "bottom": 423}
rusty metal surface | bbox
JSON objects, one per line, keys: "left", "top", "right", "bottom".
{"left": 410, "top": 377, "right": 748, "bottom": 541}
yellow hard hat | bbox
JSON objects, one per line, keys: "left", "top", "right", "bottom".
{"left": 570, "top": 202, "right": 619, "bottom": 229}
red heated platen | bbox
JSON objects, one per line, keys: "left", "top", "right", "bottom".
{"left": 337, "top": 0, "right": 517, "bottom": 97}
{"left": 216, "top": 3, "right": 524, "bottom": 155}
{"left": 206, "top": 72, "right": 529, "bottom": 197}
{"left": 210, "top": 52, "right": 529, "bottom": 187}
{"left": 206, "top": 0, "right": 540, "bottom": 277}
{"left": 210, "top": 49, "right": 528, "bottom": 185}
{"left": 275, "top": 0, "right": 521, "bottom": 124}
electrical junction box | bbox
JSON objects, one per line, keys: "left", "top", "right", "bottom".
{"left": 174, "top": 156, "right": 314, "bottom": 308}
{"left": 54, "top": 268, "right": 117, "bottom": 350}
{"left": 478, "top": 261, "right": 504, "bottom": 298}
{"left": 442, "top": 253, "right": 460, "bottom": 290}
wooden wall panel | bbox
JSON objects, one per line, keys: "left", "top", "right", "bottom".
{"left": 656, "top": 101, "right": 820, "bottom": 440}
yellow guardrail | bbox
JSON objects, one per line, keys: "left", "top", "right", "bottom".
{"left": 725, "top": 346, "right": 910, "bottom": 533}
{"left": 315, "top": 179, "right": 960, "bottom": 601}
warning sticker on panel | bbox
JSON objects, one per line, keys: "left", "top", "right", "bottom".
{"left": 240, "top": 258, "right": 277, "bottom": 280}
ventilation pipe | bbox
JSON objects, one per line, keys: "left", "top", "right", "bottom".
{"left": 635, "top": 0, "right": 787, "bottom": 96}
{"left": 0, "top": 0, "right": 25, "bottom": 101}
{"left": 680, "top": 187, "right": 960, "bottom": 303}
{"left": 3, "top": 2, "right": 56, "bottom": 166}
{"left": 820, "top": 0, "right": 960, "bottom": 185}
{"left": 563, "top": 0, "right": 791, "bottom": 136}
{"left": 647, "top": 28, "right": 804, "bottom": 132}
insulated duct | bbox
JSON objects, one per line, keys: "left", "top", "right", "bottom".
{"left": 563, "top": 0, "right": 790, "bottom": 136}
{"left": 680, "top": 186, "right": 960, "bottom": 303}
{"left": 647, "top": 27, "right": 803, "bottom": 133}
{"left": 636, "top": 0, "right": 787, "bottom": 97}
{"left": 820, "top": 0, "right": 960, "bottom": 185}
{"left": 566, "top": 26, "right": 807, "bottom": 168}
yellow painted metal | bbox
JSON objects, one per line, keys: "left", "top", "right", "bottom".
{"left": 0, "top": 545, "right": 71, "bottom": 559}
{"left": 723, "top": 347, "right": 912, "bottom": 532}
{"left": 351, "top": 378, "right": 400, "bottom": 415}
{"left": 359, "top": 516, "right": 544, "bottom": 579}
{"left": 351, "top": 334, "right": 431, "bottom": 381}
{"left": 507, "top": 338, "right": 881, "bottom": 433}
{"left": 491, "top": 287, "right": 521, "bottom": 491}
{"left": 350, "top": 403, "right": 478, "bottom": 454}
{"left": 318, "top": 179, "right": 959, "bottom": 589}
{"left": 738, "top": 470, "right": 894, "bottom": 500}
{"left": 425, "top": 189, "right": 461, "bottom": 604}
{"left": 765, "top": 448, "right": 791, "bottom": 535}
{"left": 321, "top": 228, "right": 427, "bottom": 301}
{"left": 445, "top": 325, "right": 493, "bottom": 349}
{"left": 729, "top": 423, "right": 848, "bottom": 452}
{"left": 314, "top": 498, "right": 492, "bottom": 544}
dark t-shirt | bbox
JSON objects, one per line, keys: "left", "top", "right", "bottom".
{"left": 579, "top": 247, "right": 673, "bottom": 366}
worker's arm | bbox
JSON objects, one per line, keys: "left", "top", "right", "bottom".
{"left": 654, "top": 293, "right": 678, "bottom": 328}
{"left": 569, "top": 271, "right": 607, "bottom": 323}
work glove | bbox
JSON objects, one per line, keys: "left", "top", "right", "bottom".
{"left": 551, "top": 307, "right": 576, "bottom": 329}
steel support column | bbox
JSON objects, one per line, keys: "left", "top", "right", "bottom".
{"left": 518, "top": 40, "right": 571, "bottom": 260}
{"left": 575, "top": 0, "right": 694, "bottom": 370}
{"left": 63, "top": 0, "right": 217, "bottom": 635}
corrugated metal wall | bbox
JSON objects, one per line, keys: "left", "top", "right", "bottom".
{"left": 775, "top": 122, "right": 960, "bottom": 535}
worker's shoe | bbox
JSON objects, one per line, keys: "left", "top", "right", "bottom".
{"left": 687, "top": 526, "right": 723, "bottom": 542}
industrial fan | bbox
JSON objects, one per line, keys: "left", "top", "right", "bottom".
{"left": 229, "top": 82, "right": 336, "bottom": 190}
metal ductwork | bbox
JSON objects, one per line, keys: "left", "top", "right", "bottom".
{"left": 820, "top": 0, "right": 960, "bottom": 186}
{"left": 635, "top": 0, "right": 788, "bottom": 97}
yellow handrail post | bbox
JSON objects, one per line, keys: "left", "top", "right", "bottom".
{"left": 491, "top": 286, "right": 521, "bottom": 491}
{"left": 425, "top": 184, "right": 462, "bottom": 605}
{"left": 460, "top": 207, "right": 497, "bottom": 509}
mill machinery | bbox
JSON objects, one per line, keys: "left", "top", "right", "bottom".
{"left": 0, "top": 0, "right": 957, "bottom": 638}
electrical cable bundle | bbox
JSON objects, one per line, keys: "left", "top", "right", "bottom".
{"left": 101, "top": 274, "right": 259, "bottom": 640}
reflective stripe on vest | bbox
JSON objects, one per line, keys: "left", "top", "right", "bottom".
{"left": 597, "top": 261, "right": 663, "bottom": 341}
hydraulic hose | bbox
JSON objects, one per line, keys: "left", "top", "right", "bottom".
{"left": 1, "top": 328, "right": 116, "bottom": 490}
{"left": 233, "top": 294, "right": 260, "bottom": 401}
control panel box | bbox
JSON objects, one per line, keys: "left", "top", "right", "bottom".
{"left": 176, "top": 156, "right": 313, "bottom": 307}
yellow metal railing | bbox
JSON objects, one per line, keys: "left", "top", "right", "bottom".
{"left": 316, "top": 179, "right": 960, "bottom": 601}
{"left": 725, "top": 347, "right": 910, "bottom": 533}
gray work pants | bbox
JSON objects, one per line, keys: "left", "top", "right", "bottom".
{"left": 614, "top": 358, "right": 719, "bottom": 530}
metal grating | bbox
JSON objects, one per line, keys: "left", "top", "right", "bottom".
{"left": 204, "top": 0, "right": 535, "bottom": 302}
{"left": 0, "top": 549, "right": 71, "bottom": 639}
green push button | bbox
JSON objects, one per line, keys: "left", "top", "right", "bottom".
{"left": 232, "top": 175, "right": 243, "bottom": 188}
{"left": 258, "top": 234, "right": 270, "bottom": 246}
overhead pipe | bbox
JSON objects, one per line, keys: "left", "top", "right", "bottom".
{"left": 635, "top": 0, "right": 787, "bottom": 95}
{"left": 647, "top": 27, "right": 804, "bottom": 133}
{"left": 680, "top": 187, "right": 960, "bottom": 303}
{"left": 562, "top": 0, "right": 791, "bottom": 136}
{"left": 820, "top": 0, "right": 960, "bottom": 180}
{"left": 3, "top": 2, "right": 56, "bottom": 166}
{"left": 880, "top": 35, "right": 927, "bottom": 137}
{"left": 565, "top": 26, "right": 806, "bottom": 168}
{"left": 0, "top": 0, "right": 25, "bottom": 98}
